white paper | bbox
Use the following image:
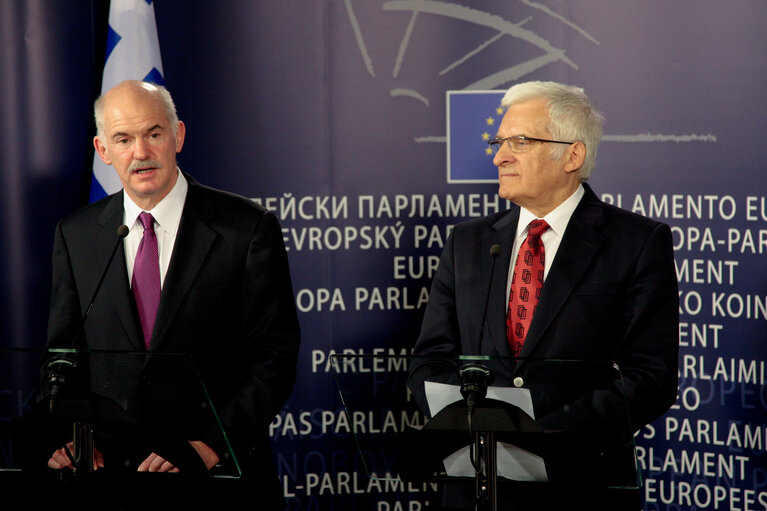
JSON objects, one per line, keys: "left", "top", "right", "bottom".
{"left": 424, "top": 381, "right": 548, "bottom": 482}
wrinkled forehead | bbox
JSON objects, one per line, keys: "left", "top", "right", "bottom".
{"left": 498, "top": 99, "right": 550, "bottom": 136}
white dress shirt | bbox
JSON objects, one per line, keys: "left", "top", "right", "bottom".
{"left": 123, "top": 170, "right": 188, "bottom": 289}
{"left": 505, "top": 184, "right": 585, "bottom": 309}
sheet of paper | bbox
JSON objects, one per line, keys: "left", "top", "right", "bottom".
{"left": 424, "top": 381, "right": 548, "bottom": 482}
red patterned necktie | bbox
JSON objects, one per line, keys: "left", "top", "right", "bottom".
{"left": 506, "top": 219, "right": 550, "bottom": 357}
{"left": 132, "top": 212, "right": 160, "bottom": 349}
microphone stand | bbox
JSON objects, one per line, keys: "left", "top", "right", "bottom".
{"left": 457, "top": 244, "right": 501, "bottom": 511}
{"left": 45, "top": 224, "right": 129, "bottom": 475}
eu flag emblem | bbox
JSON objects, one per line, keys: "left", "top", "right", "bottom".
{"left": 447, "top": 90, "right": 505, "bottom": 183}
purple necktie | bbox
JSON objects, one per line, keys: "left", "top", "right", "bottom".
{"left": 132, "top": 212, "right": 160, "bottom": 349}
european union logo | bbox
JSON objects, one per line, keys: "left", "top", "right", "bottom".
{"left": 446, "top": 90, "right": 505, "bottom": 183}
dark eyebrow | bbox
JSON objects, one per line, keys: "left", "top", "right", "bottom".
{"left": 110, "top": 124, "right": 164, "bottom": 142}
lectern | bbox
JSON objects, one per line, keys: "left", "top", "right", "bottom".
{"left": 1, "top": 348, "right": 241, "bottom": 509}
{"left": 330, "top": 354, "right": 641, "bottom": 511}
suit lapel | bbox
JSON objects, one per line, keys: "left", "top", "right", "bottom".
{"left": 150, "top": 178, "right": 217, "bottom": 351}
{"left": 96, "top": 192, "right": 145, "bottom": 351}
{"left": 517, "top": 185, "right": 606, "bottom": 363}
{"left": 483, "top": 209, "right": 519, "bottom": 369}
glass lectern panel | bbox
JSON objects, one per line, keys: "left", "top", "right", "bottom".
{"left": 330, "top": 354, "right": 640, "bottom": 490}
{"left": 0, "top": 348, "right": 240, "bottom": 479}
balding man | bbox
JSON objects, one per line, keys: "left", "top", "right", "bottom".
{"left": 45, "top": 80, "right": 299, "bottom": 507}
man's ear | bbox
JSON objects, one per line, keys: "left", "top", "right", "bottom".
{"left": 175, "top": 121, "right": 186, "bottom": 153}
{"left": 94, "top": 136, "right": 111, "bottom": 165}
{"left": 564, "top": 141, "right": 586, "bottom": 174}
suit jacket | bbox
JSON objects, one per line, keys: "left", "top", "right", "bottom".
{"left": 46, "top": 174, "right": 300, "bottom": 498}
{"left": 408, "top": 184, "right": 678, "bottom": 491}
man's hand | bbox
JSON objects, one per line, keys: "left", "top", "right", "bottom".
{"left": 137, "top": 451, "right": 180, "bottom": 473}
{"left": 48, "top": 442, "right": 104, "bottom": 470}
{"left": 189, "top": 440, "right": 220, "bottom": 469}
{"left": 137, "top": 440, "right": 219, "bottom": 472}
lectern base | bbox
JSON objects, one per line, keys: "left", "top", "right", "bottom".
{"left": 437, "top": 478, "right": 640, "bottom": 511}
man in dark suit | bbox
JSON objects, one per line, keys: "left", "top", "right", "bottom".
{"left": 44, "top": 80, "right": 299, "bottom": 506}
{"left": 408, "top": 82, "right": 678, "bottom": 509}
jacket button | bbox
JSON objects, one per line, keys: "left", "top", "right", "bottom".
{"left": 513, "top": 377, "right": 524, "bottom": 388}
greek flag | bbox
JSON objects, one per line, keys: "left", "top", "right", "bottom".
{"left": 446, "top": 90, "right": 505, "bottom": 184}
{"left": 89, "top": 0, "right": 164, "bottom": 202}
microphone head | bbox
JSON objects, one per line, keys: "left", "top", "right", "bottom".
{"left": 489, "top": 244, "right": 502, "bottom": 258}
{"left": 117, "top": 225, "right": 130, "bottom": 238}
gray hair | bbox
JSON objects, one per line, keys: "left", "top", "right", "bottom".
{"left": 94, "top": 81, "right": 179, "bottom": 140}
{"left": 501, "top": 81, "right": 604, "bottom": 180}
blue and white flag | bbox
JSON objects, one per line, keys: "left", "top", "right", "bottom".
{"left": 446, "top": 90, "right": 505, "bottom": 184}
{"left": 90, "top": 0, "right": 164, "bottom": 202}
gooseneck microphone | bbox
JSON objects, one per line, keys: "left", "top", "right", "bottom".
{"left": 458, "top": 243, "right": 501, "bottom": 416}
{"left": 458, "top": 244, "right": 502, "bottom": 487}
{"left": 46, "top": 224, "right": 130, "bottom": 415}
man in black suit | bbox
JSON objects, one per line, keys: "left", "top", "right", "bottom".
{"left": 44, "top": 80, "right": 299, "bottom": 505}
{"left": 408, "top": 82, "right": 678, "bottom": 509}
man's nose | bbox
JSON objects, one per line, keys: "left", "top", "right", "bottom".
{"left": 133, "top": 138, "right": 149, "bottom": 159}
{"left": 492, "top": 143, "right": 515, "bottom": 167}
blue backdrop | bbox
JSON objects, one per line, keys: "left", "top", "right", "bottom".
{"left": 1, "top": 1, "right": 765, "bottom": 510}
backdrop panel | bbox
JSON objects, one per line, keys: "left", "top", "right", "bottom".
{"left": 1, "top": 2, "right": 765, "bottom": 510}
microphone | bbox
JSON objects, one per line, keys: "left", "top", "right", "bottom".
{"left": 458, "top": 244, "right": 501, "bottom": 416}
{"left": 46, "top": 224, "right": 130, "bottom": 415}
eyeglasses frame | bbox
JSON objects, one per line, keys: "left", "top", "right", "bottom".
{"left": 487, "top": 135, "right": 574, "bottom": 154}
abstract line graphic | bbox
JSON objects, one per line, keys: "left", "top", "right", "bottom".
{"left": 341, "top": 1, "right": 717, "bottom": 185}
{"left": 603, "top": 134, "right": 718, "bottom": 143}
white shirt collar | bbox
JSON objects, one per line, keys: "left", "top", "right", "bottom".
{"left": 516, "top": 184, "right": 585, "bottom": 238}
{"left": 123, "top": 169, "right": 188, "bottom": 234}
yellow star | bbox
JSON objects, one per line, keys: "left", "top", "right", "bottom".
{"left": 481, "top": 132, "right": 490, "bottom": 140}
{"left": 485, "top": 147, "right": 494, "bottom": 156}
{"left": 485, "top": 117, "right": 495, "bottom": 126}
{"left": 496, "top": 107, "right": 504, "bottom": 115}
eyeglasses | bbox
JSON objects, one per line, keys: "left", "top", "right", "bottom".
{"left": 487, "top": 135, "right": 574, "bottom": 154}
